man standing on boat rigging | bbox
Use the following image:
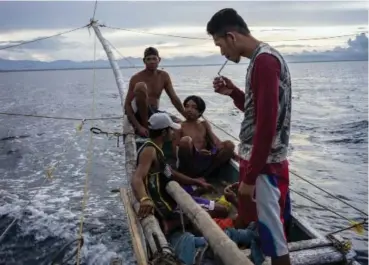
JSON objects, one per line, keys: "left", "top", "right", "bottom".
{"left": 207, "top": 8, "right": 292, "bottom": 265}
{"left": 124, "top": 47, "right": 186, "bottom": 137}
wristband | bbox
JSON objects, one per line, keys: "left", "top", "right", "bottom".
{"left": 140, "top": 196, "right": 151, "bottom": 203}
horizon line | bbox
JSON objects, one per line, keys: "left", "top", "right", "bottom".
{"left": 0, "top": 59, "right": 366, "bottom": 73}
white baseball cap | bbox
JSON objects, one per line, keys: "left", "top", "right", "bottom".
{"left": 148, "top": 112, "right": 181, "bottom": 130}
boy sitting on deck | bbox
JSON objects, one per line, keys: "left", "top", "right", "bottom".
{"left": 131, "top": 112, "right": 229, "bottom": 234}
{"left": 173, "top": 95, "right": 236, "bottom": 180}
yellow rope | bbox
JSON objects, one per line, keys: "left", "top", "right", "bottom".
{"left": 75, "top": 31, "right": 98, "bottom": 265}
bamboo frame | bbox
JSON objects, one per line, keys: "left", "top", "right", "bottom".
{"left": 92, "top": 21, "right": 170, "bottom": 260}
{"left": 120, "top": 188, "right": 148, "bottom": 265}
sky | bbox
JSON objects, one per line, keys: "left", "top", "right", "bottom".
{"left": 0, "top": 1, "right": 368, "bottom": 62}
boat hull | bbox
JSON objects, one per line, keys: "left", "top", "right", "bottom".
{"left": 123, "top": 135, "right": 359, "bottom": 265}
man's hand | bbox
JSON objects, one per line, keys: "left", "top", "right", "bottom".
{"left": 137, "top": 125, "right": 149, "bottom": 137}
{"left": 170, "top": 115, "right": 182, "bottom": 123}
{"left": 233, "top": 153, "right": 241, "bottom": 162}
{"left": 224, "top": 183, "right": 237, "bottom": 204}
{"left": 199, "top": 149, "right": 212, "bottom": 156}
{"left": 197, "top": 178, "right": 216, "bottom": 192}
{"left": 138, "top": 198, "right": 155, "bottom": 219}
{"left": 238, "top": 182, "right": 255, "bottom": 201}
{"left": 213, "top": 76, "right": 236, "bottom": 95}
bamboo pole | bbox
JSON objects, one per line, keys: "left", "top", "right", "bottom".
{"left": 120, "top": 188, "right": 148, "bottom": 265}
{"left": 91, "top": 21, "right": 171, "bottom": 258}
{"left": 249, "top": 246, "right": 344, "bottom": 265}
{"left": 166, "top": 181, "right": 253, "bottom": 265}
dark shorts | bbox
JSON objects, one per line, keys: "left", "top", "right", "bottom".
{"left": 133, "top": 103, "right": 160, "bottom": 126}
{"left": 131, "top": 98, "right": 179, "bottom": 130}
{"left": 178, "top": 146, "right": 218, "bottom": 176}
{"left": 193, "top": 147, "right": 217, "bottom": 174}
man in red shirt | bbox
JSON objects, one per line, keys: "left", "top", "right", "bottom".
{"left": 206, "top": 8, "right": 292, "bottom": 265}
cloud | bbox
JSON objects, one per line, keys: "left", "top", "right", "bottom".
{"left": 0, "top": 1, "right": 367, "bottom": 62}
{"left": 0, "top": 1, "right": 367, "bottom": 34}
{"left": 0, "top": 36, "right": 79, "bottom": 51}
{"left": 0, "top": 33, "right": 367, "bottom": 71}
{"left": 274, "top": 44, "right": 314, "bottom": 49}
{"left": 286, "top": 33, "right": 368, "bottom": 61}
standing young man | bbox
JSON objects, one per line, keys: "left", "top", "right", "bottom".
{"left": 206, "top": 8, "right": 292, "bottom": 265}
{"left": 124, "top": 47, "right": 185, "bottom": 137}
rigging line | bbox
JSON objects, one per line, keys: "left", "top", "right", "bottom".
{"left": 103, "top": 25, "right": 209, "bottom": 40}
{"left": 290, "top": 169, "right": 368, "bottom": 217}
{"left": 290, "top": 188, "right": 365, "bottom": 224}
{"left": 0, "top": 24, "right": 89, "bottom": 51}
{"left": 205, "top": 117, "right": 239, "bottom": 142}
{"left": 103, "top": 25, "right": 364, "bottom": 42}
{"left": 203, "top": 118, "right": 368, "bottom": 219}
{"left": 76, "top": 29, "right": 98, "bottom": 265}
{"left": 103, "top": 37, "right": 138, "bottom": 69}
{"left": 0, "top": 112, "right": 123, "bottom": 121}
{"left": 0, "top": 104, "right": 90, "bottom": 244}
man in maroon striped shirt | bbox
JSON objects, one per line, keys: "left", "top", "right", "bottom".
{"left": 206, "top": 8, "right": 292, "bottom": 265}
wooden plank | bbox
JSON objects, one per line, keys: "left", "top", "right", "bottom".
{"left": 288, "top": 238, "right": 332, "bottom": 252}
{"left": 289, "top": 246, "right": 344, "bottom": 265}
{"left": 166, "top": 181, "right": 254, "bottom": 265}
{"left": 246, "top": 245, "right": 343, "bottom": 265}
{"left": 120, "top": 188, "right": 148, "bottom": 265}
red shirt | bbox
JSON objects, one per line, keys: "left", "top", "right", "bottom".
{"left": 230, "top": 54, "right": 289, "bottom": 185}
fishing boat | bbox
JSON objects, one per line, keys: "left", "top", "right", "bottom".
{"left": 119, "top": 132, "right": 360, "bottom": 265}
{"left": 89, "top": 22, "right": 362, "bottom": 265}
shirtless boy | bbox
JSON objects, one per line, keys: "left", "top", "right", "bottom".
{"left": 173, "top": 95, "right": 235, "bottom": 179}
{"left": 124, "top": 47, "right": 185, "bottom": 137}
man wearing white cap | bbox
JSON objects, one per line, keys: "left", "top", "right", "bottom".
{"left": 131, "top": 112, "right": 229, "bottom": 234}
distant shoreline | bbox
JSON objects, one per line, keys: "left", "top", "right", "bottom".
{"left": 0, "top": 59, "right": 366, "bottom": 73}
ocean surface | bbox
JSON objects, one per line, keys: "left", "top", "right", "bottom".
{"left": 0, "top": 61, "right": 367, "bottom": 265}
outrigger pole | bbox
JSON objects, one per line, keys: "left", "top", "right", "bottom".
{"left": 91, "top": 20, "right": 170, "bottom": 264}
{"left": 91, "top": 20, "right": 253, "bottom": 265}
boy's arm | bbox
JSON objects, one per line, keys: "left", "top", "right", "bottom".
{"left": 202, "top": 120, "right": 222, "bottom": 148}
{"left": 202, "top": 120, "right": 239, "bottom": 159}
{"left": 171, "top": 169, "right": 202, "bottom": 186}
{"left": 124, "top": 75, "right": 141, "bottom": 130}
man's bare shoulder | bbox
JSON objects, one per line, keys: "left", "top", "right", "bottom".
{"left": 157, "top": 69, "right": 171, "bottom": 79}
{"left": 138, "top": 145, "right": 156, "bottom": 163}
{"left": 181, "top": 120, "right": 206, "bottom": 133}
{"left": 130, "top": 70, "right": 146, "bottom": 81}
{"left": 200, "top": 119, "right": 212, "bottom": 130}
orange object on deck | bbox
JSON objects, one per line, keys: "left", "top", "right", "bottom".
{"left": 213, "top": 217, "right": 234, "bottom": 230}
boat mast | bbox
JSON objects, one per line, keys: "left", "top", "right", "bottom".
{"left": 91, "top": 20, "right": 172, "bottom": 261}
